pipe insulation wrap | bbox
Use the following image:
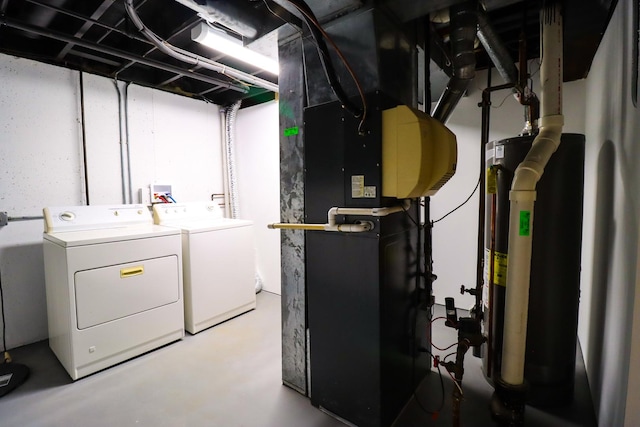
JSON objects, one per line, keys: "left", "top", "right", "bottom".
{"left": 500, "top": 2, "right": 564, "bottom": 386}
{"left": 432, "top": 0, "right": 478, "bottom": 123}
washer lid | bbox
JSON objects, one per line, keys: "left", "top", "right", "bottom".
{"left": 176, "top": 218, "right": 253, "bottom": 233}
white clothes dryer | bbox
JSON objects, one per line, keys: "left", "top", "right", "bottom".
{"left": 153, "top": 202, "right": 256, "bottom": 334}
{"left": 43, "top": 204, "right": 184, "bottom": 380}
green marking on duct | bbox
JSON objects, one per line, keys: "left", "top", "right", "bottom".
{"left": 519, "top": 210, "right": 531, "bottom": 236}
{"left": 284, "top": 126, "right": 299, "bottom": 137}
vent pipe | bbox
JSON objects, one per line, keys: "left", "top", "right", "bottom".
{"left": 476, "top": 8, "right": 519, "bottom": 90}
{"left": 492, "top": 2, "right": 564, "bottom": 422}
{"left": 432, "top": 0, "right": 478, "bottom": 123}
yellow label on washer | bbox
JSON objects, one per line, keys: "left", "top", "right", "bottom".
{"left": 493, "top": 252, "right": 508, "bottom": 286}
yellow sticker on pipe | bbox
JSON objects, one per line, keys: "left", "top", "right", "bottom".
{"left": 493, "top": 252, "right": 508, "bottom": 287}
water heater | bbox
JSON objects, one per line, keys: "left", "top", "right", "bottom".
{"left": 482, "top": 133, "right": 585, "bottom": 407}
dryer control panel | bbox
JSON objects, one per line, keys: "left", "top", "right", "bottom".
{"left": 43, "top": 204, "right": 152, "bottom": 233}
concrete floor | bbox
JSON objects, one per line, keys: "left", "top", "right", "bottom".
{"left": 0, "top": 292, "right": 596, "bottom": 426}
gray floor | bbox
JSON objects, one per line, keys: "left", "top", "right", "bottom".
{"left": 0, "top": 292, "right": 596, "bottom": 427}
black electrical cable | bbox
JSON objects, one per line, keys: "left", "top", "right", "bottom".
{"left": 79, "top": 72, "right": 90, "bottom": 205}
{"left": 1, "top": 269, "right": 6, "bottom": 356}
{"left": 432, "top": 170, "right": 482, "bottom": 224}
{"left": 279, "top": 0, "right": 367, "bottom": 133}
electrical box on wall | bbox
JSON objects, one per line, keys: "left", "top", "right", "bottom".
{"left": 150, "top": 184, "right": 174, "bottom": 204}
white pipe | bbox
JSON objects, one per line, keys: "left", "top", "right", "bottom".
{"left": 268, "top": 221, "right": 373, "bottom": 233}
{"left": 327, "top": 200, "right": 411, "bottom": 226}
{"left": 501, "top": 2, "right": 564, "bottom": 386}
{"left": 269, "top": 200, "right": 411, "bottom": 233}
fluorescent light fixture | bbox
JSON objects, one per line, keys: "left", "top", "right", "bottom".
{"left": 191, "top": 23, "right": 279, "bottom": 75}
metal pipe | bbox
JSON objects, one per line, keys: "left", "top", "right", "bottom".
{"left": 475, "top": 77, "right": 514, "bottom": 321}
{"left": 487, "top": 182, "right": 498, "bottom": 377}
{"left": 123, "top": 82, "right": 134, "bottom": 204}
{"left": 477, "top": 8, "right": 520, "bottom": 91}
{"left": 7, "top": 216, "right": 44, "bottom": 222}
{"left": 79, "top": 72, "right": 90, "bottom": 205}
{"left": 124, "top": 0, "right": 279, "bottom": 93}
{"left": 113, "top": 80, "right": 128, "bottom": 204}
{"left": 432, "top": 0, "right": 478, "bottom": 123}
{"left": 0, "top": 17, "right": 247, "bottom": 93}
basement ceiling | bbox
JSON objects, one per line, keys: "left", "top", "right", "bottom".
{"left": 0, "top": 0, "right": 617, "bottom": 107}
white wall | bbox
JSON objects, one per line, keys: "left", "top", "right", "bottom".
{"left": 236, "top": 101, "right": 282, "bottom": 294}
{"left": 0, "top": 54, "right": 223, "bottom": 350}
{"left": 579, "top": 1, "right": 640, "bottom": 424}
{"left": 0, "top": 56, "right": 84, "bottom": 349}
{"left": 127, "top": 86, "right": 223, "bottom": 203}
{"left": 431, "top": 69, "right": 586, "bottom": 308}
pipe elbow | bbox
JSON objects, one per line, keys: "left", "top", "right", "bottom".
{"left": 511, "top": 166, "right": 540, "bottom": 193}
{"left": 327, "top": 207, "right": 339, "bottom": 226}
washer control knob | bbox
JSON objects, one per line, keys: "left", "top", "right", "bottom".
{"left": 59, "top": 212, "right": 75, "bottom": 221}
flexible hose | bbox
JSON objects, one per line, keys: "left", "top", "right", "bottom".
{"left": 223, "top": 101, "right": 264, "bottom": 293}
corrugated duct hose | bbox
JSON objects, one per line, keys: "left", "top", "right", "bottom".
{"left": 224, "top": 101, "right": 264, "bottom": 293}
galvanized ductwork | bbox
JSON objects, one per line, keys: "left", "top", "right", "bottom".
{"left": 477, "top": 8, "right": 520, "bottom": 89}
{"left": 432, "top": 0, "right": 479, "bottom": 123}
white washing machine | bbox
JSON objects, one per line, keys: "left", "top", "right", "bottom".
{"left": 153, "top": 202, "right": 256, "bottom": 334}
{"left": 42, "top": 204, "right": 184, "bottom": 380}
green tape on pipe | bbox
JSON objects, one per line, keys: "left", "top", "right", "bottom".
{"left": 519, "top": 210, "right": 531, "bottom": 236}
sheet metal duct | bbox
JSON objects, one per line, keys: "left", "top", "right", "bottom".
{"left": 432, "top": 0, "right": 478, "bottom": 123}
{"left": 302, "top": 6, "right": 417, "bottom": 110}
{"left": 477, "top": 7, "right": 520, "bottom": 89}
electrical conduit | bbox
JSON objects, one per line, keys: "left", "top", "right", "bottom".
{"left": 123, "top": 0, "right": 278, "bottom": 94}
{"left": 500, "top": 2, "right": 564, "bottom": 386}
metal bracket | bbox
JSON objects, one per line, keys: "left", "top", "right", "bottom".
{"left": 0, "top": 212, "right": 8, "bottom": 227}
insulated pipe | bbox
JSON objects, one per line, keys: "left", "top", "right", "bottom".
{"left": 500, "top": 2, "right": 564, "bottom": 386}
{"left": 432, "top": 0, "right": 478, "bottom": 123}
{"left": 124, "top": 0, "right": 278, "bottom": 93}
